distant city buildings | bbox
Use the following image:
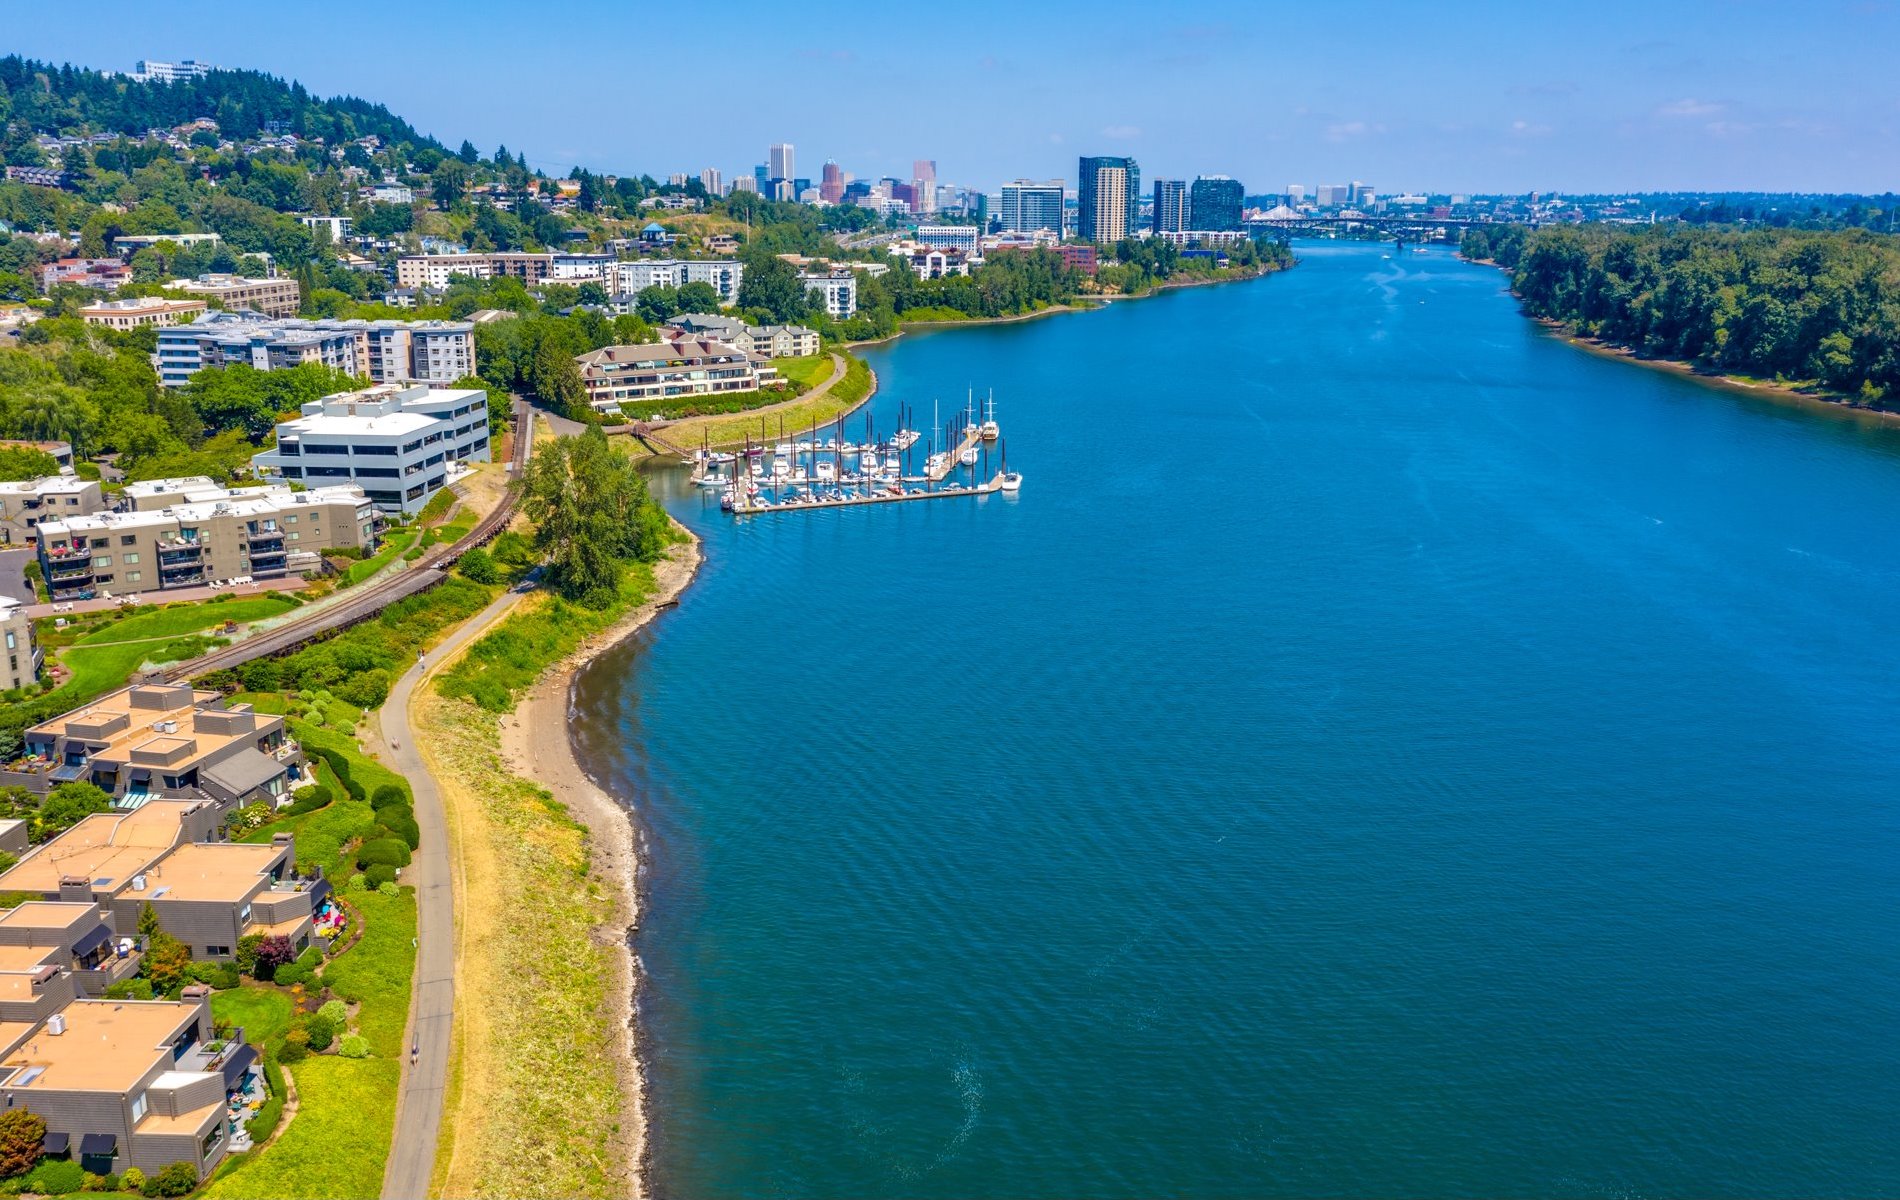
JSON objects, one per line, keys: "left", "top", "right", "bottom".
{"left": 1077, "top": 156, "right": 1140, "bottom": 243}
{"left": 1152, "top": 180, "right": 1189, "bottom": 234}
{"left": 1189, "top": 175, "right": 1244, "bottom": 231}
{"left": 769, "top": 143, "right": 795, "bottom": 186}
{"left": 999, "top": 179, "right": 1065, "bottom": 237}
{"left": 820, "top": 161, "right": 845, "bottom": 204}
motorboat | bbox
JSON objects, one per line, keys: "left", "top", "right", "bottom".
{"left": 815, "top": 461, "right": 837, "bottom": 482}
{"left": 999, "top": 472, "right": 1022, "bottom": 493}
{"left": 958, "top": 445, "right": 979, "bottom": 466}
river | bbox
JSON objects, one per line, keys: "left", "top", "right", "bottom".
{"left": 571, "top": 242, "right": 1900, "bottom": 1198}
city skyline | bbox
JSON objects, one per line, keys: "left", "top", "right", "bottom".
{"left": 6, "top": 0, "right": 1897, "bottom": 194}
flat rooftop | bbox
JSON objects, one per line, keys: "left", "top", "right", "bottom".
{"left": 0, "top": 945, "right": 61, "bottom": 973}
{"left": 3, "top": 999, "right": 198, "bottom": 1093}
{"left": 145, "top": 842, "right": 282, "bottom": 903}
{"left": 0, "top": 903, "right": 99, "bottom": 934}
{"left": 0, "top": 803, "right": 194, "bottom": 897}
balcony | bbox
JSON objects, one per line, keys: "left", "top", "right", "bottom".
{"left": 43, "top": 543, "right": 89, "bottom": 559}
{"left": 157, "top": 535, "right": 202, "bottom": 552}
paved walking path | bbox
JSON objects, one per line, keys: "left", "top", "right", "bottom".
{"left": 379, "top": 580, "right": 532, "bottom": 1200}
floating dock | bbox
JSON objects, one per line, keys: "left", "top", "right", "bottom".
{"left": 732, "top": 472, "right": 1014, "bottom": 515}
{"left": 927, "top": 425, "right": 985, "bottom": 482}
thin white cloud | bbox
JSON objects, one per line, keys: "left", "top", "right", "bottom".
{"left": 1100, "top": 124, "right": 1141, "bottom": 140}
{"left": 1656, "top": 98, "right": 1724, "bottom": 118}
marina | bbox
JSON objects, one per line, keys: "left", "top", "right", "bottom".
{"left": 688, "top": 393, "right": 1022, "bottom": 515}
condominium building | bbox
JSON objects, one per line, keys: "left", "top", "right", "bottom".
{"left": 296, "top": 215, "right": 351, "bottom": 242}
{"left": 111, "top": 233, "right": 222, "bottom": 257}
{"left": 549, "top": 253, "right": 616, "bottom": 280}
{"left": 394, "top": 252, "right": 553, "bottom": 289}
{"left": 130, "top": 58, "right": 216, "bottom": 83}
{"left": 1189, "top": 175, "right": 1245, "bottom": 231}
{"left": 119, "top": 477, "right": 232, "bottom": 511}
{"left": 0, "top": 989, "right": 255, "bottom": 1179}
{"left": 0, "top": 440, "right": 73, "bottom": 472}
{"left": 915, "top": 225, "right": 981, "bottom": 254}
{"left": 156, "top": 312, "right": 474, "bottom": 388}
{"left": 889, "top": 243, "right": 974, "bottom": 279}
{"left": 4, "top": 690, "right": 305, "bottom": 816}
{"left": 664, "top": 315, "right": 819, "bottom": 359}
{"left": 0, "top": 476, "right": 105, "bottom": 545}
{"left": 800, "top": 270, "right": 859, "bottom": 318}
{"left": 363, "top": 184, "right": 414, "bottom": 205}
{"left": 999, "top": 180, "right": 1065, "bottom": 236}
{"left": 40, "top": 258, "right": 131, "bottom": 291}
{"left": 575, "top": 340, "right": 762, "bottom": 412}
{"left": 168, "top": 274, "right": 300, "bottom": 318}
{"left": 1153, "top": 180, "right": 1189, "bottom": 234}
{"left": 750, "top": 324, "right": 820, "bottom": 358}
{"left": 79, "top": 297, "right": 207, "bottom": 330}
{"left": 606, "top": 259, "right": 745, "bottom": 305}
{"left": 1, "top": 596, "right": 39, "bottom": 691}
{"left": 34, "top": 485, "right": 378, "bottom": 600}
{"left": 252, "top": 384, "right": 491, "bottom": 515}
{"left": 1078, "top": 156, "right": 1140, "bottom": 243}
{"left": 0, "top": 900, "right": 140, "bottom": 998}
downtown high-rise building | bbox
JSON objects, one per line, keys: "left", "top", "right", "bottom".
{"left": 912, "top": 159, "right": 937, "bottom": 184}
{"left": 999, "top": 179, "right": 1066, "bottom": 235}
{"left": 1152, "top": 179, "right": 1189, "bottom": 233}
{"left": 1078, "top": 155, "right": 1140, "bottom": 243}
{"left": 1349, "top": 180, "right": 1375, "bottom": 206}
{"left": 769, "top": 142, "right": 795, "bottom": 183}
{"left": 1189, "top": 175, "right": 1244, "bottom": 231}
{"left": 820, "top": 160, "right": 844, "bottom": 204}
{"left": 700, "top": 167, "right": 722, "bottom": 197}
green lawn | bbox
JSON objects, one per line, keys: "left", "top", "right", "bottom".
{"left": 74, "top": 595, "right": 298, "bottom": 645}
{"left": 51, "top": 635, "right": 223, "bottom": 706}
{"left": 775, "top": 352, "right": 834, "bottom": 390}
{"left": 201, "top": 1057, "right": 404, "bottom": 1200}
{"left": 210, "top": 986, "right": 295, "bottom": 1045}
{"left": 338, "top": 530, "right": 415, "bottom": 587}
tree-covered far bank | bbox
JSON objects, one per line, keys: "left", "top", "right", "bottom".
{"left": 1463, "top": 224, "right": 1900, "bottom": 406}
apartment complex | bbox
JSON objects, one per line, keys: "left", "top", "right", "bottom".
{"left": 607, "top": 259, "right": 746, "bottom": 305}
{"left": 799, "top": 270, "right": 860, "bottom": 318}
{"left": 999, "top": 180, "right": 1066, "bottom": 236}
{"left": 575, "top": 340, "right": 763, "bottom": 412}
{"left": 251, "top": 384, "right": 490, "bottom": 514}
{"left": 155, "top": 311, "right": 474, "bottom": 388}
{"left": 393, "top": 251, "right": 554, "bottom": 289}
{"left": 5, "top": 687, "right": 306, "bottom": 814}
{"left": 0, "top": 476, "right": 105, "bottom": 545}
{"left": 1078, "top": 156, "right": 1141, "bottom": 243}
{"left": 889, "top": 243, "right": 975, "bottom": 279}
{"left": 167, "top": 274, "right": 300, "bottom": 318}
{"left": 40, "top": 259, "right": 131, "bottom": 291}
{"left": 79, "top": 298, "right": 207, "bottom": 330}
{"left": 34, "top": 485, "right": 379, "bottom": 601}
{"left": 915, "top": 225, "right": 981, "bottom": 254}
{"left": 1, "top": 596, "right": 39, "bottom": 691}
{"left": 665, "top": 314, "right": 819, "bottom": 358}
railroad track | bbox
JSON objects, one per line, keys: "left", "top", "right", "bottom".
{"left": 152, "top": 401, "right": 534, "bottom": 684}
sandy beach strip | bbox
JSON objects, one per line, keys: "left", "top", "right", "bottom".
{"left": 496, "top": 528, "right": 704, "bottom": 1199}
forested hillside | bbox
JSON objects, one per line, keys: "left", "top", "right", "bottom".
{"left": 1463, "top": 224, "right": 1900, "bottom": 406}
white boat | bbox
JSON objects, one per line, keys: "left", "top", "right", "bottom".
{"left": 770, "top": 461, "right": 791, "bottom": 481}
{"left": 815, "top": 461, "right": 837, "bottom": 482}
{"left": 789, "top": 467, "right": 810, "bottom": 484}
{"left": 892, "top": 429, "right": 920, "bottom": 450}
{"left": 859, "top": 450, "right": 879, "bottom": 471}
{"left": 749, "top": 462, "right": 765, "bottom": 480}
{"left": 795, "top": 439, "right": 813, "bottom": 453}
{"left": 773, "top": 441, "right": 792, "bottom": 459}
{"left": 958, "top": 445, "right": 979, "bottom": 466}
{"left": 925, "top": 451, "right": 949, "bottom": 474}
{"left": 707, "top": 451, "right": 737, "bottom": 465}
{"left": 999, "top": 472, "right": 1022, "bottom": 493}
{"left": 980, "top": 394, "right": 999, "bottom": 441}
{"left": 695, "top": 473, "right": 727, "bottom": 488}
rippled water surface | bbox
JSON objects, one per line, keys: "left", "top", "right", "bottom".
{"left": 572, "top": 243, "right": 1900, "bottom": 1198}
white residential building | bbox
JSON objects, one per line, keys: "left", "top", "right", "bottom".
{"left": 363, "top": 184, "right": 414, "bottom": 205}
{"left": 549, "top": 253, "right": 616, "bottom": 280}
{"left": 915, "top": 225, "right": 981, "bottom": 254}
{"left": 129, "top": 60, "right": 216, "bottom": 84}
{"left": 251, "top": 384, "right": 492, "bottom": 515}
{"left": 799, "top": 270, "right": 859, "bottom": 318}
{"left": 297, "top": 215, "right": 352, "bottom": 242}
{"left": 607, "top": 259, "right": 745, "bottom": 305}
{"left": 156, "top": 312, "right": 473, "bottom": 388}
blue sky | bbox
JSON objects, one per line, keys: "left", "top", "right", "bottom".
{"left": 9, "top": 0, "right": 1898, "bottom": 194}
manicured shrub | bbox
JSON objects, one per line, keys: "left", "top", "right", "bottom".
{"left": 92, "top": 1172, "right": 119, "bottom": 1192}
{"left": 369, "top": 783, "right": 410, "bottom": 811}
{"left": 377, "top": 881, "right": 400, "bottom": 897}
{"left": 302, "top": 1013, "right": 336, "bottom": 1052}
{"left": 277, "top": 1038, "right": 308, "bottom": 1064}
{"left": 21, "top": 1159, "right": 84, "bottom": 1194}
{"left": 103, "top": 978, "right": 154, "bottom": 1000}
{"left": 318, "top": 999, "right": 347, "bottom": 1025}
{"left": 364, "top": 863, "right": 397, "bottom": 887}
{"left": 337, "top": 1034, "right": 370, "bottom": 1059}
{"left": 118, "top": 1169, "right": 145, "bottom": 1195}
{"left": 273, "top": 961, "right": 313, "bottom": 988}
{"left": 381, "top": 813, "right": 421, "bottom": 850}
{"left": 143, "top": 1161, "right": 198, "bottom": 1197}
{"left": 348, "top": 872, "right": 368, "bottom": 892}
{"left": 357, "top": 837, "right": 411, "bottom": 870}
{"left": 457, "top": 546, "right": 499, "bottom": 583}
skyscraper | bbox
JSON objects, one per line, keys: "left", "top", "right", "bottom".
{"left": 1152, "top": 179, "right": 1189, "bottom": 233}
{"left": 1189, "top": 175, "right": 1244, "bottom": 231}
{"left": 700, "top": 167, "right": 722, "bottom": 197}
{"left": 999, "top": 179, "right": 1066, "bottom": 235}
{"left": 820, "top": 161, "right": 844, "bottom": 204}
{"left": 1078, "top": 156, "right": 1140, "bottom": 243}
{"left": 912, "top": 159, "right": 937, "bottom": 185}
{"left": 769, "top": 143, "right": 795, "bottom": 183}
{"left": 1350, "top": 180, "right": 1375, "bottom": 206}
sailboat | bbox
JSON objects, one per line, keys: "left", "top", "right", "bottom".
{"left": 980, "top": 391, "right": 999, "bottom": 441}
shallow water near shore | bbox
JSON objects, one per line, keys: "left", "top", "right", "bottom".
{"left": 572, "top": 242, "right": 1900, "bottom": 1198}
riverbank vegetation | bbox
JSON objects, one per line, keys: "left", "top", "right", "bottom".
{"left": 1462, "top": 224, "right": 1900, "bottom": 407}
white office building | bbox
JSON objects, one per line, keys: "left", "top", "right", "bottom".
{"left": 915, "top": 225, "right": 981, "bottom": 253}
{"left": 251, "top": 384, "right": 492, "bottom": 515}
{"left": 607, "top": 259, "right": 745, "bottom": 305}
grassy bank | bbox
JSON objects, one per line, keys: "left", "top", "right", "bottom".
{"left": 656, "top": 351, "right": 875, "bottom": 450}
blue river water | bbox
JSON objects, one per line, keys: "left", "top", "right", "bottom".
{"left": 570, "top": 243, "right": 1900, "bottom": 1198}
